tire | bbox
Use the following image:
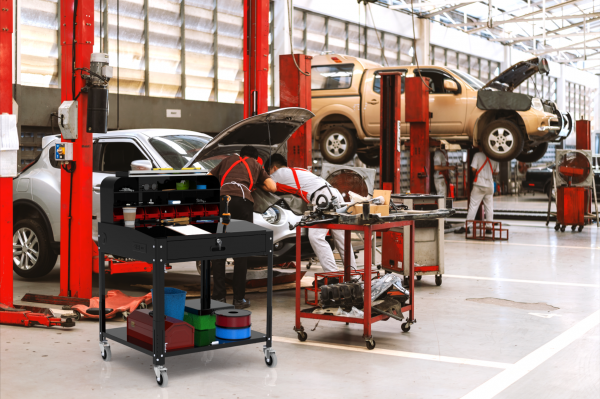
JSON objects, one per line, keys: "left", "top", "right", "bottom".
{"left": 319, "top": 126, "right": 357, "bottom": 164}
{"left": 516, "top": 142, "right": 549, "bottom": 163}
{"left": 357, "top": 150, "right": 380, "bottom": 167}
{"left": 13, "top": 219, "right": 58, "bottom": 279}
{"left": 401, "top": 322, "right": 411, "bottom": 332}
{"left": 480, "top": 119, "right": 524, "bottom": 162}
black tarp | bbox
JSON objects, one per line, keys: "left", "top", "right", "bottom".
{"left": 476, "top": 90, "right": 531, "bottom": 111}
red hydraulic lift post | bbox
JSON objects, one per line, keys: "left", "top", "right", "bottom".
{"left": 243, "top": 0, "right": 269, "bottom": 118}
{"left": 0, "top": 0, "right": 14, "bottom": 307}
{"left": 576, "top": 119, "right": 591, "bottom": 151}
{"left": 379, "top": 72, "right": 402, "bottom": 193}
{"left": 59, "top": 0, "right": 94, "bottom": 298}
{"left": 279, "top": 54, "right": 312, "bottom": 169}
{"left": 405, "top": 76, "right": 431, "bottom": 194}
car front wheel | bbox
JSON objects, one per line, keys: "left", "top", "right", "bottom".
{"left": 13, "top": 219, "right": 58, "bottom": 279}
{"left": 480, "top": 119, "right": 524, "bottom": 162}
{"left": 319, "top": 126, "right": 357, "bottom": 164}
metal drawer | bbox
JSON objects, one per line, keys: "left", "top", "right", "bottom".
{"left": 167, "top": 234, "right": 267, "bottom": 261}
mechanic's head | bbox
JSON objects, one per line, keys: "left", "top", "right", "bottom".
{"left": 266, "top": 154, "right": 287, "bottom": 175}
{"left": 240, "top": 145, "right": 259, "bottom": 159}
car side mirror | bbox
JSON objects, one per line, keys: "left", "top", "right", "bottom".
{"left": 444, "top": 80, "right": 458, "bottom": 93}
{"left": 131, "top": 159, "right": 152, "bottom": 171}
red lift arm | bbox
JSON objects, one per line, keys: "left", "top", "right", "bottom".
{"left": 279, "top": 54, "right": 312, "bottom": 169}
{"left": 379, "top": 72, "right": 402, "bottom": 193}
{"left": 405, "top": 77, "right": 431, "bottom": 194}
{"left": 0, "top": 0, "right": 14, "bottom": 307}
{"left": 59, "top": 0, "right": 94, "bottom": 298}
{"left": 243, "top": 0, "right": 269, "bottom": 118}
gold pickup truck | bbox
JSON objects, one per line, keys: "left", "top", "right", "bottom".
{"left": 311, "top": 54, "right": 572, "bottom": 166}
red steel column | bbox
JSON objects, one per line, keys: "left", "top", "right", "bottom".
{"left": 0, "top": 0, "right": 14, "bottom": 307}
{"left": 59, "top": 0, "right": 94, "bottom": 298}
{"left": 576, "top": 120, "right": 591, "bottom": 150}
{"left": 405, "top": 77, "right": 430, "bottom": 194}
{"left": 379, "top": 72, "right": 402, "bottom": 193}
{"left": 243, "top": 0, "right": 269, "bottom": 118}
{"left": 279, "top": 54, "right": 312, "bottom": 169}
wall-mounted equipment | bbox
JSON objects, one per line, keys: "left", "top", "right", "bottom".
{"left": 55, "top": 142, "right": 74, "bottom": 162}
{"left": 85, "top": 53, "right": 112, "bottom": 134}
{"left": 58, "top": 101, "right": 78, "bottom": 140}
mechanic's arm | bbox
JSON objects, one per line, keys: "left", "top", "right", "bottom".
{"left": 434, "top": 165, "right": 456, "bottom": 171}
{"left": 260, "top": 177, "right": 277, "bottom": 193}
{"left": 471, "top": 167, "right": 477, "bottom": 174}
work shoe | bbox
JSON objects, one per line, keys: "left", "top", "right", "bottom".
{"left": 485, "top": 229, "right": 493, "bottom": 235}
{"left": 212, "top": 297, "right": 226, "bottom": 303}
{"left": 233, "top": 299, "right": 251, "bottom": 309}
{"left": 454, "top": 227, "right": 471, "bottom": 234}
{"left": 313, "top": 277, "right": 339, "bottom": 288}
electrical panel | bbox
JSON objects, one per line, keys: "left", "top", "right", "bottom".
{"left": 55, "top": 142, "right": 74, "bottom": 162}
{"left": 58, "top": 101, "right": 78, "bottom": 140}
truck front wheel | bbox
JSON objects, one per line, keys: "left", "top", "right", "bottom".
{"left": 320, "top": 126, "right": 356, "bottom": 164}
{"left": 480, "top": 119, "right": 524, "bottom": 162}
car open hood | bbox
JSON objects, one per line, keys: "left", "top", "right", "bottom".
{"left": 183, "top": 107, "right": 314, "bottom": 168}
{"left": 482, "top": 57, "right": 550, "bottom": 92}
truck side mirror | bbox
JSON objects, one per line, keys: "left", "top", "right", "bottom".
{"left": 131, "top": 159, "right": 152, "bottom": 171}
{"left": 443, "top": 80, "right": 458, "bottom": 93}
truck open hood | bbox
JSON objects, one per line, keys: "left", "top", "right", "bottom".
{"left": 482, "top": 57, "right": 550, "bottom": 92}
{"left": 183, "top": 108, "right": 314, "bottom": 169}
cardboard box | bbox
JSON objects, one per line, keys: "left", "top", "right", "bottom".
{"left": 348, "top": 204, "right": 389, "bottom": 216}
{"left": 373, "top": 189, "right": 391, "bottom": 205}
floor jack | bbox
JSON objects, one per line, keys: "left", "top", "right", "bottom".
{"left": 0, "top": 304, "right": 76, "bottom": 328}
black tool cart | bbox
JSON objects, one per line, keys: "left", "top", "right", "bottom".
{"left": 97, "top": 170, "right": 275, "bottom": 387}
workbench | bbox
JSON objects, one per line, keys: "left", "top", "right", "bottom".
{"left": 97, "top": 171, "right": 276, "bottom": 387}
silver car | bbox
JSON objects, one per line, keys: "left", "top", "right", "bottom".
{"left": 12, "top": 108, "right": 316, "bottom": 278}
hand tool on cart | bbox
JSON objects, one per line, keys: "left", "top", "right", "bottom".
{"left": 221, "top": 195, "right": 231, "bottom": 233}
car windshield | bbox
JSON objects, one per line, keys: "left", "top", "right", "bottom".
{"left": 149, "top": 135, "right": 218, "bottom": 170}
{"left": 450, "top": 69, "right": 485, "bottom": 90}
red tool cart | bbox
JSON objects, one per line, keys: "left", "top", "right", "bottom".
{"left": 294, "top": 220, "right": 416, "bottom": 350}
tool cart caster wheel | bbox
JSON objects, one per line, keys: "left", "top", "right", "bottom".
{"left": 297, "top": 331, "right": 308, "bottom": 342}
{"left": 265, "top": 352, "right": 277, "bottom": 367}
{"left": 72, "top": 310, "right": 81, "bottom": 321}
{"left": 578, "top": 225, "right": 584, "bottom": 232}
{"left": 377, "top": 264, "right": 382, "bottom": 270}
{"left": 100, "top": 345, "right": 111, "bottom": 362}
{"left": 366, "top": 340, "right": 376, "bottom": 350}
{"left": 435, "top": 275, "right": 442, "bottom": 286}
{"left": 138, "top": 302, "right": 147, "bottom": 310}
{"left": 401, "top": 323, "right": 411, "bottom": 333}
{"left": 416, "top": 275, "right": 422, "bottom": 281}
{"left": 306, "top": 263, "right": 311, "bottom": 270}
{"left": 571, "top": 225, "right": 576, "bottom": 231}
{"left": 403, "top": 276, "right": 410, "bottom": 288}
{"left": 560, "top": 225, "right": 566, "bottom": 232}
{"left": 156, "top": 371, "right": 168, "bottom": 387}
{"left": 554, "top": 224, "right": 560, "bottom": 231}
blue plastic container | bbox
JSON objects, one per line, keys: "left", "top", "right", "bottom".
{"left": 151, "top": 287, "right": 187, "bottom": 320}
{"left": 196, "top": 184, "right": 207, "bottom": 190}
{"left": 215, "top": 325, "right": 251, "bottom": 340}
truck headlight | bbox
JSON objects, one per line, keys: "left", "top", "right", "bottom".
{"left": 262, "top": 207, "right": 281, "bottom": 224}
{"left": 531, "top": 97, "right": 544, "bottom": 112}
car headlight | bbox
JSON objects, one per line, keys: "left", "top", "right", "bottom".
{"left": 262, "top": 207, "right": 281, "bottom": 224}
{"left": 531, "top": 97, "right": 544, "bottom": 112}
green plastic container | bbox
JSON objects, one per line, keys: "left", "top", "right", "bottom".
{"left": 194, "top": 328, "right": 216, "bottom": 347}
{"left": 184, "top": 312, "right": 216, "bottom": 331}
{"left": 176, "top": 180, "right": 190, "bottom": 190}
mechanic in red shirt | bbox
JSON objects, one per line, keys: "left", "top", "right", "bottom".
{"left": 208, "top": 146, "right": 277, "bottom": 309}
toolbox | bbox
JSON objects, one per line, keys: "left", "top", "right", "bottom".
{"left": 127, "top": 309, "right": 194, "bottom": 352}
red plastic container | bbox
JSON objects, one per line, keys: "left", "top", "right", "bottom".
{"left": 176, "top": 205, "right": 190, "bottom": 218}
{"left": 135, "top": 208, "right": 145, "bottom": 220}
{"left": 205, "top": 204, "right": 219, "bottom": 216}
{"left": 127, "top": 310, "right": 194, "bottom": 352}
{"left": 190, "top": 204, "right": 205, "bottom": 217}
{"left": 113, "top": 208, "right": 124, "bottom": 222}
{"left": 215, "top": 309, "right": 251, "bottom": 328}
{"left": 160, "top": 206, "right": 175, "bottom": 219}
{"left": 145, "top": 206, "right": 160, "bottom": 220}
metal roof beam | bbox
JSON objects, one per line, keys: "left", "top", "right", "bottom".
{"left": 489, "top": 32, "right": 600, "bottom": 43}
{"left": 422, "top": 2, "right": 476, "bottom": 17}
{"left": 533, "top": 36, "right": 600, "bottom": 56}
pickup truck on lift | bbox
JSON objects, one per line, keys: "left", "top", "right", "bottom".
{"left": 310, "top": 54, "right": 573, "bottom": 166}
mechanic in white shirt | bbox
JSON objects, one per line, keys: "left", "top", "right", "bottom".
{"left": 462, "top": 150, "right": 499, "bottom": 233}
{"left": 433, "top": 147, "right": 456, "bottom": 198}
{"left": 265, "top": 154, "right": 356, "bottom": 286}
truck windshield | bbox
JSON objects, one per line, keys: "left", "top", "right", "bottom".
{"left": 449, "top": 69, "right": 485, "bottom": 90}
{"left": 149, "top": 135, "right": 217, "bottom": 170}
{"left": 311, "top": 64, "right": 354, "bottom": 90}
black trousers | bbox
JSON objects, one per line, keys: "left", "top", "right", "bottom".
{"left": 210, "top": 195, "right": 254, "bottom": 301}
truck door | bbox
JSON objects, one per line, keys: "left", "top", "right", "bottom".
{"left": 413, "top": 68, "right": 467, "bottom": 136}
{"left": 361, "top": 69, "right": 407, "bottom": 137}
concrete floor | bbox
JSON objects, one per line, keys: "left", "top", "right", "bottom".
{"left": 1, "top": 195, "right": 599, "bottom": 399}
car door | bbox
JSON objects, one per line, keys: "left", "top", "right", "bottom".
{"left": 361, "top": 69, "right": 407, "bottom": 137}
{"left": 92, "top": 138, "right": 155, "bottom": 240}
{"left": 412, "top": 68, "right": 467, "bottom": 136}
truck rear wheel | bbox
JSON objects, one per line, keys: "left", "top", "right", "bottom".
{"left": 480, "top": 119, "right": 524, "bottom": 162}
{"left": 516, "top": 142, "right": 548, "bottom": 163}
{"left": 320, "top": 126, "right": 356, "bottom": 164}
